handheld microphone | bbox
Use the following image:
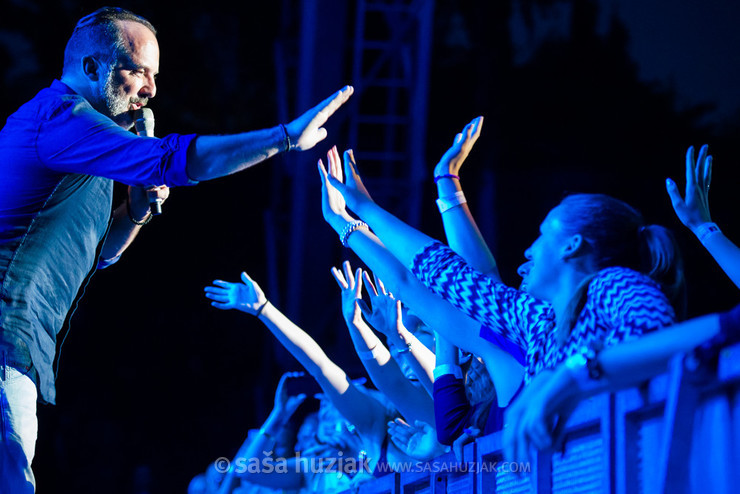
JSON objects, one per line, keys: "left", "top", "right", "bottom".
{"left": 132, "top": 108, "right": 163, "bottom": 215}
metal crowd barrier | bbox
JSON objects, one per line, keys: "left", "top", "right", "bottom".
{"left": 348, "top": 343, "right": 740, "bottom": 494}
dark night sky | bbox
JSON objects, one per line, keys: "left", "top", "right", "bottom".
{"left": 2, "top": 1, "right": 740, "bottom": 492}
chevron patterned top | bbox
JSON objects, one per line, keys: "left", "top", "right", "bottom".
{"left": 411, "top": 241, "right": 676, "bottom": 382}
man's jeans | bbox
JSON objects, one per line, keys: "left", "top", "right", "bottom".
{"left": 0, "top": 363, "right": 37, "bottom": 493}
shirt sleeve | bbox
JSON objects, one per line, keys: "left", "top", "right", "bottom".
{"left": 97, "top": 254, "right": 121, "bottom": 269}
{"left": 410, "top": 241, "right": 550, "bottom": 349}
{"left": 595, "top": 268, "right": 676, "bottom": 346}
{"left": 37, "top": 97, "right": 198, "bottom": 187}
{"left": 433, "top": 374, "right": 474, "bottom": 445}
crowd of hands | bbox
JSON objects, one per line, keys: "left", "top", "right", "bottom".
{"left": 191, "top": 111, "right": 737, "bottom": 493}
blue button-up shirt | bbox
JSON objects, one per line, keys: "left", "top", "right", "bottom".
{"left": 0, "top": 80, "right": 197, "bottom": 403}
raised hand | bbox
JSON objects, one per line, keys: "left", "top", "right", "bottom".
{"left": 433, "top": 116, "right": 483, "bottom": 179}
{"left": 273, "top": 371, "right": 307, "bottom": 419}
{"left": 318, "top": 146, "right": 355, "bottom": 232}
{"left": 666, "top": 144, "right": 713, "bottom": 231}
{"left": 318, "top": 148, "right": 370, "bottom": 215}
{"left": 342, "top": 149, "right": 373, "bottom": 202}
{"left": 204, "top": 271, "right": 267, "bottom": 314}
{"left": 285, "top": 86, "right": 354, "bottom": 151}
{"left": 331, "top": 261, "right": 370, "bottom": 327}
{"left": 359, "top": 272, "right": 399, "bottom": 338}
{"left": 387, "top": 418, "right": 444, "bottom": 461}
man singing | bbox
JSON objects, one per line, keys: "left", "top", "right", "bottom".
{"left": 0, "top": 7, "right": 352, "bottom": 490}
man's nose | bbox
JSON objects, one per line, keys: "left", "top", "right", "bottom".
{"left": 140, "top": 74, "right": 156, "bottom": 99}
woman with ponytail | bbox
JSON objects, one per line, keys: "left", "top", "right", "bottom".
{"left": 317, "top": 127, "right": 683, "bottom": 385}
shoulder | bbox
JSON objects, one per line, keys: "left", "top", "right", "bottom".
{"left": 587, "top": 266, "right": 675, "bottom": 327}
{"left": 589, "top": 266, "right": 663, "bottom": 295}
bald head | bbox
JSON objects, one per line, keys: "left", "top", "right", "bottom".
{"left": 62, "top": 7, "right": 157, "bottom": 77}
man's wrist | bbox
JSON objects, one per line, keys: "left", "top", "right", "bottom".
{"left": 279, "top": 123, "right": 294, "bottom": 152}
{"left": 126, "top": 197, "right": 151, "bottom": 226}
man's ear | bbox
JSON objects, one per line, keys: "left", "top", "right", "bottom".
{"left": 82, "top": 56, "right": 100, "bottom": 81}
{"left": 560, "top": 234, "right": 585, "bottom": 260}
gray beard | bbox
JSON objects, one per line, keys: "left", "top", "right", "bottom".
{"left": 102, "top": 72, "right": 133, "bottom": 129}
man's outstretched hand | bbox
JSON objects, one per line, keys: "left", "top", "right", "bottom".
{"left": 285, "top": 86, "right": 354, "bottom": 151}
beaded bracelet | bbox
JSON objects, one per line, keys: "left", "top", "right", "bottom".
{"left": 340, "top": 221, "right": 369, "bottom": 247}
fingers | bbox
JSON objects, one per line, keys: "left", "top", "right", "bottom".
{"left": 345, "top": 149, "right": 360, "bottom": 178}
{"left": 514, "top": 419, "right": 530, "bottom": 464}
{"left": 203, "top": 290, "right": 230, "bottom": 303}
{"left": 528, "top": 414, "right": 552, "bottom": 451}
{"left": 146, "top": 186, "right": 169, "bottom": 203}
{"left": 471, "top": 116, "right": 484, "bottom": 140}
{"left": 665, "top": 178, "right": 684, "bottom": 209}
{"left": 318, "top": 158, "right": 329, "bottom": 181}
{"left": 354, "top": 268, "right": 364, "bottom": 299}
{"left": 387, "top": 419, "right": 413, "bottom": 444}
{"left": 695, "top": 144, "right": 708, "bottom": 185}
{"left": 331, "top": 266, "right": 349, "bottom": 290}
{"left": 316, "top": 85, "right": 354, "bottom": 120}
{"left": 287, "top": 393, "right": 308, "bottom": 411}
{"left": 395, "top": 300, "right": 404, "bottom": 329}
{"left": 452, "top": 433, "right": 470, "bottom": 463}
{"left": 209, "top": 301, "right": 232, "bottom": 310}
{"left": 327, "top": 145, "right": 343, "bottom": 183}
{"left": 240, "top": 271, "right": 254, "bottom": 284}
{"left": 362, "top": 270, "right": 378, "bottom": 296}
{"left": 704, "top": 155, "right": 712, "bottom": 192}
{"left": 686, "top": 145, "right": 695, "bottom": 186}
{"left": 342, "top": 260, "right": 355, "bottom": 288}
{"left": 276, "top": 371, "right": 291, "bottom": 392}
{"left": 374, "top": 273, "right": 387, "bottom": 295}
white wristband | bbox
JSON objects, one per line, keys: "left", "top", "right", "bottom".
{"left": 433, "top": 364, "right": 463, "bottom": 380}
{"left": 436, "top": 191, "right": 467, "bottom": 214}
{"left": 694, "top": 222, "right": 721, "bottom": 244}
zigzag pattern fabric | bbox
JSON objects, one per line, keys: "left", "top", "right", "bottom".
{"left": 411, "top": 241, "right": 676, "bottom": 382}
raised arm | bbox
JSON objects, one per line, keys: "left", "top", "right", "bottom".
{"left": 434, "top": 117, "right": 501, "bottom": 280}
{"left": 332, "top": 262, "right": 434, "bottom": 426}
{"left": 360, "top": 272, "right": 436, "bottom": 394}
{"left": 203, "top": 270, "right": 389, "bottom": 443}
{"left": 666, "top": 144, "right": 740, "bottom": 289}
{"left": 318, "top": 147, "right": 525, "bottom": 405}
{"left": 187, "top": 86, "right": 353, "bottom": 181}
{"left": 319, "top": 146, "right": 539, "bottom": 350}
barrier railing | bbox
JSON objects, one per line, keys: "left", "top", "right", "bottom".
{"left": 350, "top": 343, "right": 740, "bottom": 494}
